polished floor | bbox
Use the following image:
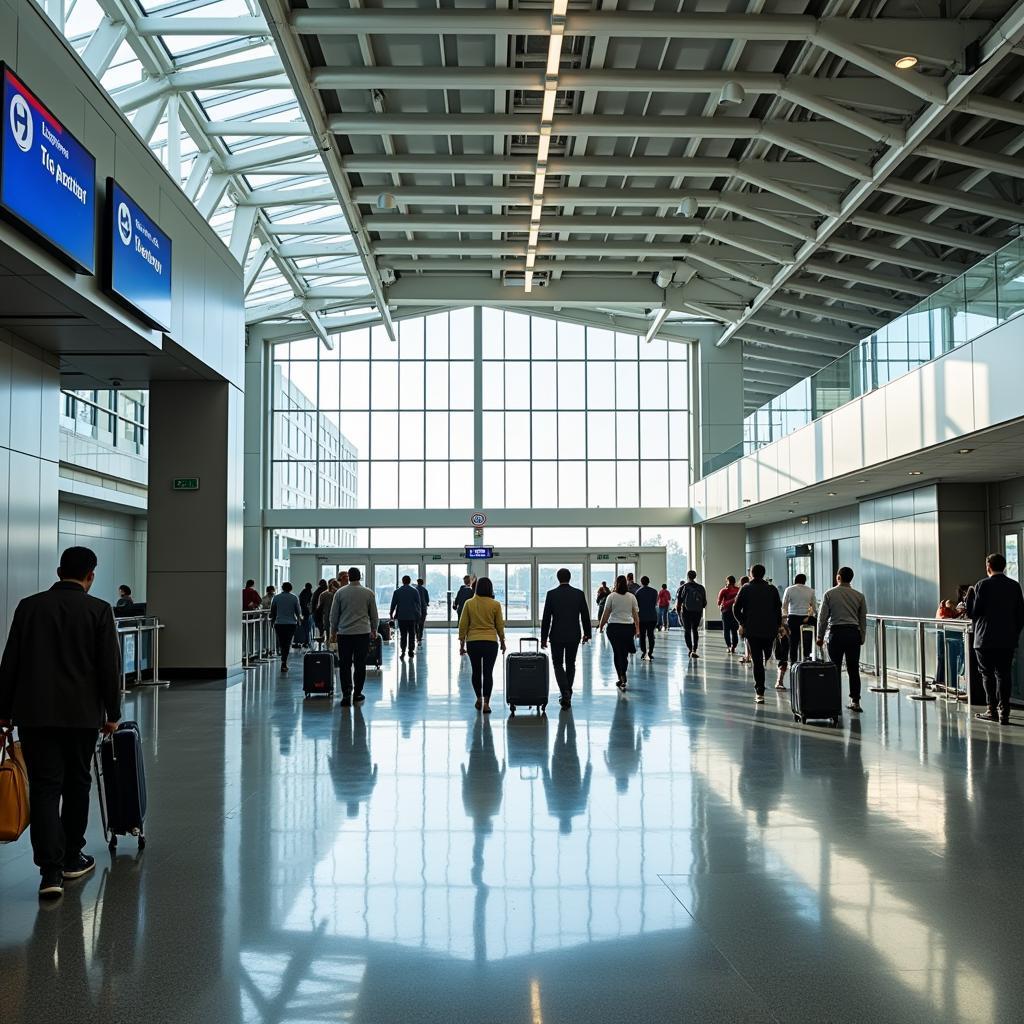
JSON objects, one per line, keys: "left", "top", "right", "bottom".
{"left": 1, "top": 628, "right": 1023, "bottom": 1023}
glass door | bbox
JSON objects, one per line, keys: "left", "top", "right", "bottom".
{"left": 423, "top": 562, "right": 469, "bottom": 626}
{"left": 371, "top": 562, "right": 421, "bottom": 614}
{"left": 1003, "top": 530, "right": 1024, "bottom": 702}
{"left": 487, "top": 562, "right": 533, "bottom": 626}
{"left": 537, "top": 563, "right": 585, "bottom": 621}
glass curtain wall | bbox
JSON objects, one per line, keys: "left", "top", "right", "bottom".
{"left": 270, "top": 308, "right": 690, "bottom": 513}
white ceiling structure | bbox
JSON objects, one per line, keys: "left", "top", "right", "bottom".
{"left": 46, "top": 0, "right": 1024, "bottom": 406}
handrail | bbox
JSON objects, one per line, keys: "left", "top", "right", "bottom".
{"left": 242, "top": 609, "right": 273, "bottom": 667}
{"left": 115, "top": 617, "right": 169, "bottom": 692}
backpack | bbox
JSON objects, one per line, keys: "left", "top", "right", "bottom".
{"left": 682, "top": 583, "right": 705, "bottom": 612}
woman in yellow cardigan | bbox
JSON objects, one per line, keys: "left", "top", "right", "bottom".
{"left": 458, "top": 577, "right": 507, "bottom": 713}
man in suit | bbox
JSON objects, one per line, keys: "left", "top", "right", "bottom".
{"left": 390, "top": 575, "right": 423, "bottom": 658}
{"left": 635, "top": 576, "right": 660, "bottom": 660}
{"left": 540, "top": 568, "right": 592, "bottom": 709}
{"left": 0, "top": 547, "right": 121, "bottom": 899}
{"left": 415, "top": 578, "right": 430, "bottom": 643}
{"left": 452, "top": 575, "right": 474, "bottom": 623}
{"left": 967, "top": 552, "right": 1024, "bottom": 724}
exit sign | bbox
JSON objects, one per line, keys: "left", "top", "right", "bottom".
{"left": 172, "top": 477, "right": 200, "bottom": 491}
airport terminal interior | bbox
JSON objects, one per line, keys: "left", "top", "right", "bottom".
{"left": 4, "top": 0, "right": 1024, "bottom": 1020}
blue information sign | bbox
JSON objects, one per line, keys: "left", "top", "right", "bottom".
{"left": 466, "top": 546, "right": 493, "bottom": 560}
{"left": 107, "top": 179, "right": 172, "bottom": 330}
{"left": 0, "top": 66, "right": 96, "bottom": 273}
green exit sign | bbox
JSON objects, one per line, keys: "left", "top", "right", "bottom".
{"left": 172, "top": 477, "right": 200, "bottom": 491}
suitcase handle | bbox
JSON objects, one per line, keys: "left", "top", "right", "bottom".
{"left": 520, "top": 637, "right": 541, "bottom": 651}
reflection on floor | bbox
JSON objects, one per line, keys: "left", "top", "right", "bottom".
{"left": 1, "top": 628, "right": 1022, "bottom": 1022}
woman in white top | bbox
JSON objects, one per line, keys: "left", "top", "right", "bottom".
{"left": 598, "top": 575, "right": 641, "bottom": 690}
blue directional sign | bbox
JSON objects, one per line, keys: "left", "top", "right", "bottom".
{"left": 0, "top": 66, "right": 96, "bottom": 273}
{"left": 466, "top": 546, "right": 494, "bottom": 560}
{"left": 107, "top": 179, "right": 172, "bottom": 330}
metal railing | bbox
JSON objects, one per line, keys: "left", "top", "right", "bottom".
{"left": 242, "top": 610, "right": 274, "bottom": 667}
{"left": 860, "top": 614, "right": 971, "bottom": 704}
{"left": 115, "top": 616, "right": 169, "bottom": 692}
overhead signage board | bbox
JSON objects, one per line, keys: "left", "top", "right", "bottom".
{"left": 107, "top": 179, "right": 172, "bottom": 330}
{"left": 0, "top": 66, "right": 96, "bottom": 273}
{"left": 172, "top": 477, "right": 200, "bottom": 491}
{"left": 466, "top": 546, "right": 493, "bottom": 560}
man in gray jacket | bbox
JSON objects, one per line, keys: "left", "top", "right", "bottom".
{"left": 329, "top": 568, "right": 379, "bottom": 707}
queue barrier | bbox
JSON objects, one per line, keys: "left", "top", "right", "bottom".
{"left": 115, "top": 616, "right": 170, "bottom": 693}
{"left": 242, "top": 609, "right": 274, "bottom": 668}
{"left": 860, "top": 614, "right": 972, "bottom": 705}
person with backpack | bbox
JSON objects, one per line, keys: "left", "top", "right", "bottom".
{"left": 679, "top": 570, "right": 708, "bottom": 658}
{"left": 733, "top": 565, "right": 782, "bottom": 703}
{"left": 656, "top": 584, "right": 672, "bottom": 631}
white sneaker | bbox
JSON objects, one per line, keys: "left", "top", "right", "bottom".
{"left": 755, "top": 694, "right": 765, "bottom": 704}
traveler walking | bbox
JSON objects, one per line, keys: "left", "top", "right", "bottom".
{"left": 458, "top": 578, "right": 506, "bottom": 714}
{"left": 966, "top": 552, "right": 1024, "bottom": 725}
{"left": 717, "top": 576, "right": 740, "bottom": 653}
{"left": 318, "top": 580, "right": 339, "bottom": 639}
{"left": 816, "top": 567, "right": 868, "bottom": 713}
{"left": 415, "top": 578, "right": 430, "bottom": 642}
{"left": 733, "top": 565, "right": 782, "bottom": 703}
{"left": 242, "top": 579, "right": 262, "bottom": 611}
{"left": 261, "top": 585, "right": 275, "bottom": 610}
{"left": 656, "top": 584, "right": 672, "bottom": 631}
{"left": 0, "top": 546, "right": 121, "bottom": 899}
{"left": 626, "top": 572, "right": 640, "bottom": 595}
{"left": 540, "top": 568, "right": 592, "bottom": 708}
{"left": 390, "top": 576, "right": 423, "bottom": 658}
{"left": 311, "top": 579, "right": 328, "bottom": 638}
{"left": 635, "top": 576, "right": 659, "bottom": 660}
{"left": 737, "top": 575, "right": 752, "bottom": 662}
{"left": 679, "top": 570, "right": 708, "bottom": 658}
{"left": 675, "top": 579, "right": 686, "bottom": 621}
{"left": 598, "top": 575, "right": 641, "bottom": 691}
{"left": 329, "top": 568, "right": 380, "bottom": 708}
{"left": 782, "top": 573, "right": 817, "bottom": 663}
{"left": 297, "top": 582, "right": 314, "bottom": 647}
{"left": 595, "top": 581, "right": 611, "bottom": 622}
{"left": 270, "top": 582, "right": 302, "bottom": 673}
{"left": 452, "top": 575, "right": 474, "bottom": 622}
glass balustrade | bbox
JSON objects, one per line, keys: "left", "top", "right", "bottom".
{"left": 708, "top": 235, "right": 1024, "bottom": 475}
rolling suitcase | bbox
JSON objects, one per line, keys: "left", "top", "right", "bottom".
{"left": 505, "top": 638, "right": 550, "bottom": 715}
{"left": 668, "top": 610, "right": 680, "bottom": 628}
{"left": 365, "top": 633, "right": 382, "bottom": 670}
{"left": 379, "top": 620, "right": 392, "bottom": 643}
{"left": 303, "top": 645, "right": 335, "bottom": 698}
{"left": 94, "top": 722, "right": 147, "bottom": 852}
{"left": 791, "top": 626, "right": 841, "bottom": 727}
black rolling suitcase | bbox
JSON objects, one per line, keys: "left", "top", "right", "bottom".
{"left": 94, "top": 722, "right": 147, "bottom": 852}
{"left": 303, "top": 643, "right": 335, "bottom": 698}
{"left": 791, "top": 626, "right": 842, "bottom": 727}
{"left": 366, "top": 633, "right": 382, "bottom": 670}
{"left": 505, "top": 638, "right": 550, "bottom": 715}
{"left": 379, "top": 620, "right": 392, "bottom": 643}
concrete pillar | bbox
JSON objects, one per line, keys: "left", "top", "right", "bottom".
{"left": 697, "top": 522, "right": 747, "bottom": 627}
{"left": 697, "top": 336, "right": 744, "bottom": 477}
{"left": 147, "top": 380, "right": 244, "bottom": 676}
{"left": 242, "top": 332, "right": 266, "bottom": 585}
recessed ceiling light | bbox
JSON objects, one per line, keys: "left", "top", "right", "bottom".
{"left": 800, "top": 518, "right": 809, "bottom": 525}
{"left": 957, "top": 448, "right": 974, "bottom": 454}
{"left": 895, "top": 55, "right": 919, "bottom": 70}
{"left": 908, "top": 470, "right": 922, "bottom": 476}
{"left": 858, "top": 479, "right": 867, "bottom": 484}
{"left": 827, "top": 491, "right": 837, "bottom": 496}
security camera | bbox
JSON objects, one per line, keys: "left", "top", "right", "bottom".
{"left": 111, "top": 379, "right": 122, "bottom": 389}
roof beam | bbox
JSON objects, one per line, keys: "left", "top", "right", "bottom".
{"left": 879, "top": 177, "right": 1024, "bottom": 222}
{"left": 371, "top": 239, "right": 784, "bottom": 261}
{"left": 766, "top": 295, "right": 886, "bottom": 330}
{"left": 204, "top": 120, "right": 310, "bottom": 137}
{"left": 782, "top": 279, "right": 906, "bottom": 314}
{"left": 386, "top": 277, "right": 662, "bottom": 307}
{"left": 747, "top": 313, "right": 862, "bottom": 345}
{"left": 291, "top": 11, "right": 983, "bottom": 65}
{"left": 959, "top": 94, "right": 1024, "bottom": 127}
{"left": 916, "top": 141, "right": 1024, "bottom": 179}
{"left": 134, "top": 16, "right": 269, "bottom": 35}
{"left": 823, "top": 238, "right": 961, "bottom": 277}
{"left": 734, "top": 330, "right": 851, "bottom": 358}
{"left": 847, "top": 212, "right": 1002, "bottom": 254}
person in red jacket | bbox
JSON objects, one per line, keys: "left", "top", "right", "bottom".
{"left": 656, "top": 584, "right": 672, "bottom": 631}
{"left": 717, "top": 575, "right": 740, "bottom": 653}
{"left": 242, "top": 579, "right": 262, "bottom": 611}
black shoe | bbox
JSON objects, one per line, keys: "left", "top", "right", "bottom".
{"left": 339, "top": 697, "right": 352, "bottom": 708}
{"left": 1000, "top": 715, "right": 1011, "bottom": 725}
{"left": 39, "top": 870, "right": 64, "bottom": 899}
{"left": 353, "top": 692, "right": 366, "bottom": 703}
{"left": 559, "top": 697, "right": 571, "bottom": 709}
{"left": 63, "top": 853, "right": 96, "bottom": 880}
{"left": 976, "top": 710, "right": 999, "bottom": 723}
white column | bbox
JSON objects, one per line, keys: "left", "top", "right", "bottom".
{"left": 697, "top": 335, "right": 744, "bottom": 477}
{"left": 697, "top": 522, "right": 747, "bottom": 628}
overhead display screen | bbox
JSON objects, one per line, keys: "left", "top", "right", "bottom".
{"left": 466, "top": 546, "right": 494, "bottom": 560}
{"left": 0, "top": 66, "right": 96, "bottom": 273}
{"left": 107, "top": 179, "right": 172, "bottom": 330}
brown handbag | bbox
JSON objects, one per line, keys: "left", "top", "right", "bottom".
{"left": 0, "top": 728, "right": 30, "bottom": 843}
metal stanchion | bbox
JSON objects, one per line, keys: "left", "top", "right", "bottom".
{"left": 870, "top": 618, "right": 899, "bottom": 693}
{"left": 137, "top": 623, "right": 169, "bottom": 689}
{"left": 910, "top": 619, "right": 936, "bottom": 701}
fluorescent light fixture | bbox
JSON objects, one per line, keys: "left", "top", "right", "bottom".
{"left": 539, "top": 122, "right": 553, "bottom": 137}
{"left": 541, "top": 90, "right": 557, "bottom": 122}
{"left": 552, "top": 0, "right": 569, "bottom": 17}
{"left": 536, "top": 134, "right": 551, "bottom": 163}
{"left": 894, "top": 55, "right": 918, "bottom": 69}
{"left": 957, "top": 448, "right": 974, "bottom": 454}
{"left": 908, "top": 470, "right": 922, "bottom": 475}
{"left": 827, "top": 491, "right": 837, "bottom": 496}
{"left": 533, "top": 169, "right": 547, "bottom": 193}
{"left": 525, "top": 270, "right": 534, "bottom": 293}
{"left": 528, "top": 228, "right": 540, "bottom": 248}
{"left": 546, "top": 41, "right": 562, "bottom": 77}
{"left": 526, "top": 250, "right": 536, "bottom": 269}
